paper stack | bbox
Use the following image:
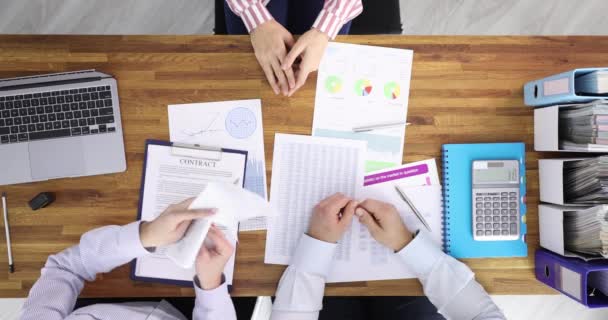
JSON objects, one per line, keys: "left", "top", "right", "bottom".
{"left": 559, "top": 101, "right": 608, "bottom": 151}
{"left": 564, "top": 205, "right": 608, "bottom": 258}
{"left": 563, "top": 156, "right": 608, "bottom": 203}
{"left": 576, "top": 70, "right": 608, "bottom": 95}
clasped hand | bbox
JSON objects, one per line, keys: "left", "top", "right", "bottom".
{"left": 251, "top": 20, "right": 329, "bottom": 97}
{"left": 139, "top": 198, "right": 234, "bottom": 290}
{"left": 308, "top": 194, "right": 414, "bottom": 252}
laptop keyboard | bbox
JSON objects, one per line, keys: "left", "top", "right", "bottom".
{"left": 0, "top": 85, "right": 116, "bottom": 144}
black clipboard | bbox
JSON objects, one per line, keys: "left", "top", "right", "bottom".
{"left": 130, "top": 139, "right": 247, "bottom": 290}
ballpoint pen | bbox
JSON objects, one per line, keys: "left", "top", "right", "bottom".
{"left": 2, "top": 192, "right": 14, "bottom": 273}
{"left": 352, "top": 121, "right": 410, "bottom": 133}
{"left": 395, "top": 186, "right": 432, "bottom": 232}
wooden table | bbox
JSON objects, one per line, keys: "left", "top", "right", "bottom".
{"left": 1, "top": 35, "right": 605, "bottom": 298}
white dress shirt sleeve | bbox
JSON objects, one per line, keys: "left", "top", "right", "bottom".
{"left": 20, "top": 221, "right": 151, "bottom": 320}
{"left": 270, "top": 230, "right": 505, "bottom": 320}
{"left": 193, "top": 276, "right": 237, "bottom": 320}
{"left": 397, "top": 230, "right": 506, "bottom": 320}
{"left": 270, "top": 234, "right": 337, "bottom": 320}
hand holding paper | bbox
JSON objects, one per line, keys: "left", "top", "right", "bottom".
{"left": 139, "top": 198, "right": 217, "bottom": 248}
{"left": 165, "top": 182, "right": 277, "bottom": 268}
{"left": 195, "top": 226, "right": 234, "bottom": 290}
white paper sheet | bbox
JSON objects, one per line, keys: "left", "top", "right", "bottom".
{"left": 323, "top": 159, "right": 442, "bottom": 282}
{"left": 166, "top": 182, "right": 277, "bottom": 268}
{"left": 134, "top": 144, "right": 247, "bottom": 285}
{"left": 168, "top": 99, "right": 268, "bottom": 231}
{"left": 331, "top": 185, "right": 443, "bottom": 282}
{"left": 312, "top": 42, "right": 413, "bottom": 173}
{"left": 265, "top": 145, "right": 444, "bottom": 282}
{"left": 264, "top": 134, "right": 367, "bottom": 265}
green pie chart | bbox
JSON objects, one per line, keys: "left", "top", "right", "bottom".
{"left": 354, "top": 79, "right": 373, "bottom": 96}
{"left": 384, "top": 81, "right": 401, "bottom": 100}
{"left": 324, "top": 75, "right": 343, "bottom": 94}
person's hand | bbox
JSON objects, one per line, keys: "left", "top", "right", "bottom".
{"left": 356, "top": 199, "right": 413, "bottom": 252}
{"left": 308, "top": 193, "right": 357, "bottom": 243}
{"left": 250, "top": 20, "right": 296, "bottom": 96}
{"left": 139, "top": 198, "right": 216, "bottom": 248}
{"left": 282, "top": 28, "right": 329, "bottom": 96}
{"left": 195, "top": 226, "right": 235, "bottom": 290}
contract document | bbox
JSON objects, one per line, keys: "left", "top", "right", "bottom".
{"left": 131, "top": 140, "right": 247, "bottom": 287}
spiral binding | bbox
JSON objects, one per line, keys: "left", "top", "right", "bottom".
{"left": 441, "top": 147, "right": 451, "bottom": 253}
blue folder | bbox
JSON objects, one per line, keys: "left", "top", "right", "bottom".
{"left": 524, "top": 67, "right": 608, "bottom": 107}
{"left": 442, "top": 143, "right": 528, "bottom": 258}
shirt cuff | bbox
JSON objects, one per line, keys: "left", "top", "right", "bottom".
{"left": 194, "top": 275, "right": 231, "bottom": 304}
{"left": 291, "top": 234, "right": 337, "bottom": 278}
{"left": 240, "top": 2, "right": 273, "bottom": 33}
{"left": 118, "top": 221, "right": 153, "bottom": 259}
{"left": 396, "top": 230, "right": 444, "bottom": 278}
{"left": 312, "top": 9, "right": 344, "bottom": 39}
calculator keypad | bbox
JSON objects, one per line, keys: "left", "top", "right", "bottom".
{"left": 473, "top": 189, "right": 520, "bottom": 241}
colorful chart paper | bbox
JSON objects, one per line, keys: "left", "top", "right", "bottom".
{"left": 313, "top": 42, "right": 413, "bottom": 172}
{"left": 355, "top": 79, "right": 373, "bottom": 96}
{"left": 324, "top": 75, "right": 343, "bottom": 94}
{"left": 384, "top": 81, "right": 401, "bottom": 100}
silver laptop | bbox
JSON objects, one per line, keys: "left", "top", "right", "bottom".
{"left": 0, "top": 70, "right": 126, "bottom": 185}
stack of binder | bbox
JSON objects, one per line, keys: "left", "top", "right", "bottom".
{"left": 559, "top": 101, "right": 608, "bottom": 151}
{"left": 530, "top": 69, "right": 608, "bottom": 308}
{"left": 564, "top": 205, "right": 608, "bottom": 258}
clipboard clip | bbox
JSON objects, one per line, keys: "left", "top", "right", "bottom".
{"left": 171, "top": 142, "right": 223, "bottom": 161}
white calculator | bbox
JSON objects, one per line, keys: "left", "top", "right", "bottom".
{"left": 472, "top": 160, "right": 521, "bottom": 241}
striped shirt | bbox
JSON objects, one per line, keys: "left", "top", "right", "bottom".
{"left": 225, "top": 0, "right": 363, "bottom": 39}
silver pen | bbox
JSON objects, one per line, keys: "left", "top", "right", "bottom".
{"left": 395, "top": 186, "right": 432, "bottom": 232}
{"left": 352, "top": 122, "right": 410, "bottom": 133}
{"left": 2, "top": 192, "right": 14, "bottom": 273}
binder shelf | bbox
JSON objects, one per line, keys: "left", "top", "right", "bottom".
{"left": 538, "top": 204, "right": 597, "bottom": 260}
{"left": 534, "top": 102, "right": 608, "bottom": 153}
{"left": 539, "top": 158, "right": 586, "bottom": 205}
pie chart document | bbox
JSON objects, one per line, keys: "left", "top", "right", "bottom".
{"left": 312, "top": 42, "right": 413, "bottom": 172}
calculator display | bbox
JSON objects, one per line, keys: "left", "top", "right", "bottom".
{"left": 474, "top": 167, "right": 516, "bottom": 183}
{"left": 473, "top": 161, "right": 518, "bottom": 185}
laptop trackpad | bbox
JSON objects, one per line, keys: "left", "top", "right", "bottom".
{"left": 29, "top": 138, "right": 86, "bottom": 180}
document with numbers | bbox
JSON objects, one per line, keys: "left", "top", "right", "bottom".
{"left": 264, "top": 134, "right": 366, "bottom": 267}
{"left": 265, "top": 134, "right": 444, "bottom": 282}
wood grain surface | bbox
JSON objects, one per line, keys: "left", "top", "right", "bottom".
{"left": 0, "top": 35, "right": 605, "bottom": 298}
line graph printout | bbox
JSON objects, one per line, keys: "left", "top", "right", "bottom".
{"left": 168, "top": 99, "right": 268, "bottom": 231}
{"left": 313, "top": 42, "right": 414, "bottom": 172}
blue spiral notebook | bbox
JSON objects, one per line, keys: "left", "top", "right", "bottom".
{"left": 441, "top": 143, "right": 528, "bottom": 258}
